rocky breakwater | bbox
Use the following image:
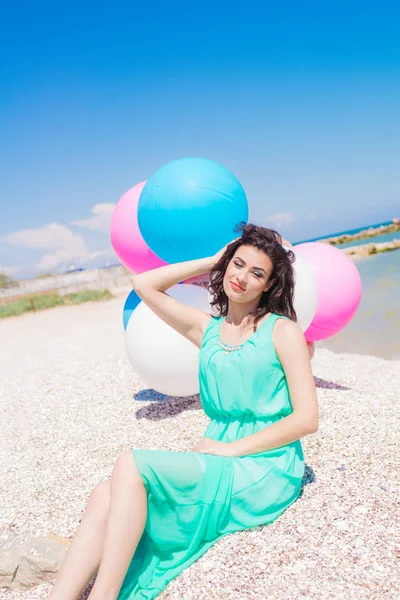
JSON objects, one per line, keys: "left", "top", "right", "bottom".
{"left": 321, "top": 218, "right": 400, "bottom": 246}
{"left": 343, "top": 238, "right": 400, "bottom": 258}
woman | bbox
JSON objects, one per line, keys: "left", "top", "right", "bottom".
{"left": 185, "top": 235, "right": 316, "bottom": 360}
{"left": 49, "top": 224, "right": 318, "bottom": 600}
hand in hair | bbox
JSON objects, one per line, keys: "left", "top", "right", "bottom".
{"left": 211, "top": 237, "right": 241, "bottom": 266}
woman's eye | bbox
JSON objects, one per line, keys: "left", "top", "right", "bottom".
{"left": 234, "top": 261, "right": 242, "bottom": 268}
{"left": 253, "top": 272, "right": 262, "bottom": 278}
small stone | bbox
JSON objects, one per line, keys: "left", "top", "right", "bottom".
{"left": 296, "top": 525, "right": 305, "bottom": 534}
{"left": 290, "top": 563, "right": 303, "bottom": 574}
{"left": 0, "top": 550, "right": 21, "bottom": 588}
{"left": 14, "top": 537, "right": 67, "bottom": 589}
{"left": 200, "top": 560, "right": 214, "bottom": 573}
{"left": 355, "top": 506, "right": 368, "bottom": 515}
{"left": 47, "top": 534, "right": 71, "bottom": 548}
{"left": 335, "top": 520, "right": 350, "bottom": 532}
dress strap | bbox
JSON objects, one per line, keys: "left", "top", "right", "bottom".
{"left": 272, "top": 313, "right": 290, "bottom": 321}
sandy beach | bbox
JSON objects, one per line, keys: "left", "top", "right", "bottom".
{"left": 1, "top": 296, "right": 399, "bottom": 599}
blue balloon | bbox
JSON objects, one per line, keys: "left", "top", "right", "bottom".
{"left": 123, "top": 290, "right": 141, "bottom": 330}
{"left": 138, "top": 157, "right": 248, "bottom": 264}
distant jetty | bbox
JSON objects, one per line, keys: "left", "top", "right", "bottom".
{"left": 318, "top": 218, "right": 400, "bottom": 258}
{"left": 343, "top": 238, "right": 400, "bottom": 258}
{"left": 320, "top": 218, "right": 400, "bottom": 245}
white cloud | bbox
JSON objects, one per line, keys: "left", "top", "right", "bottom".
{"left": 36, "top": 246, "right": 117, "bottom": 272}
{"left": 3, "top": 223, "right": 87, "bottom": 254}
{"left": 264, "top": 213, "right": 295, "bottom": 228}
{"left": 87, "top": 247, "right": 116, "bottom": 262}
{"left": 3, "top": 223, "right": 89, "bottom": 272}
{"left": 2, "top": 221, "right": 118, "bottom": 274}
{"left": 35, "top": 249, "right": 80, "bottom": 271}
{"left": 70, "top": 203, "right": 116, "bottom": 232}
{"left": 0, "top": 265, "right": 20, "bottom": 276}
{"left": 36, "top": 245, "right": 117, "bottom": 272}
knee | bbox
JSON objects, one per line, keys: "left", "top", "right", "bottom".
{"left": 87, "top": 480, "right": 110, "bottom": 519}
{"left": 113, "top": 450, "right": 144, "bottom": 487}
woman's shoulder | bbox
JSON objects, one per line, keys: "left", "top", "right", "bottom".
{"left": 272, "top": 314, "right": 300, "bottom": 328}
{"left": 201, "top": 313, "right": 221, "bottom": 333}
{"left": 272, "top": 316, "right": 305, "bottom": 344}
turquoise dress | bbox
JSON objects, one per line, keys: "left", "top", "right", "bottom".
{"left": 118, "top": 314, "right": 305, "bottom": 599}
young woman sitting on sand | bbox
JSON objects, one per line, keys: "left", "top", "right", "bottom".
{"left": 49, "top": 223, "right": 319, "bottom": 600}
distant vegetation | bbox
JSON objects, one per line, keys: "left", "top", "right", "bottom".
{"left": 0, "top": 289, "right": 113, "bottom": 319}
{"left": 0, "top": 272, "right": 18, "bottom": 289}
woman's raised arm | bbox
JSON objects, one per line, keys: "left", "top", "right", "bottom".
{"left": 132, "top": 256, "right": 215, "bottom": 348}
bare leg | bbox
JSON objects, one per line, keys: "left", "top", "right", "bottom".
{"left": 88, "top": 451, "right": 147, "bottom": 600}
{"left": 48, "top": 480, "right": 111, "bottom": 600}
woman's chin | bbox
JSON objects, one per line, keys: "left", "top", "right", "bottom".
{"left": 225, "top": 289, "right": 247, "bottom": 303}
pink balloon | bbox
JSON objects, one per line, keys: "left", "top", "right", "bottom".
{"left": 294, "top": 242, "right": 362, "bottom": 342}
{"left": 110, "top": 181, "right": 168, "bottom": 274}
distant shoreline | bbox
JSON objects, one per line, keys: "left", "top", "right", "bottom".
{"left": 318, "top": 218, "right": 400, "bottom": 245}
{"left": 294, "top": 218, "right": 400, "bottom": 259}
{"left": 342, "top": 238, "right": 400, "bottom": 259}
{"left": 295, "top": 218, "right": 399, "bottom": 246}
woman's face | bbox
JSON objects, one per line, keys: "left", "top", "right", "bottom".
{"left": 223, "top": 245, "right": 274, "bottom": 304}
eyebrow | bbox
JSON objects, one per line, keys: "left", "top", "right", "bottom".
{"left": 234, "top": 256, "right": 267, "bottom": 273}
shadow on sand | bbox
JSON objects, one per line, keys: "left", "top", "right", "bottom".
{"left": 134, "top": 390, "right": 202, "bottom": 421}
{"left": 314, "top": 377, "right": 350, "bottom": 390}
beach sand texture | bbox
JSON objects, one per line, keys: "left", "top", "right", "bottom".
{"left": 0, "top": 296, "right": 399, "bottom": 599}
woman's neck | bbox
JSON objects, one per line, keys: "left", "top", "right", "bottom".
{"left": 225, "top": 300, "right": 261, "bottom": 327}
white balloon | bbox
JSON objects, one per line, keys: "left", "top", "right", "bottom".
{"left": 125, "top": 284, "right": 211, "bottom": 397}
{"left": 168, "top": 282, "right": 211, "bottom": 310}
{"left": 284, "top": 245, "right": 318, "bottom": 332}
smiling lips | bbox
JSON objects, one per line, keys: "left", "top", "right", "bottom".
{"left": 231, "top": 281, "right": 245, "bottom": 292}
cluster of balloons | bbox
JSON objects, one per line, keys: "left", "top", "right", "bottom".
{"left": 111, "top": 157, "right": 362, "bottom": 397}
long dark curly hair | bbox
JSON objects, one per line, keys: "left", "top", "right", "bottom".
{"left": 208, "top": 222, "right": 297, "bottom": 329}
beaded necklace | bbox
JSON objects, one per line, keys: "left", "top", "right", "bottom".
{"left": 217, "top": 313, "right": 273, "bottom": 355}
{"left": 217, "top": 338, "right": 242, "bottom": 355}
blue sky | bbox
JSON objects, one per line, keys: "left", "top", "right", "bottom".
{"left": 1, "top": 1, "right": 399, "bottom": 278}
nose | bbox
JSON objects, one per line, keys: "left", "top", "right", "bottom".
{"left": 236, "top": 277, "right": 247, "bottom": 289}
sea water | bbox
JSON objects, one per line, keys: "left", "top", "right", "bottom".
{"left": 319, "top": 231, "right": 400, "bottom": 360}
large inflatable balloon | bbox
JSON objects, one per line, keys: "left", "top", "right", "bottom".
{"left": 283, "top": 246, "right": 317, "bottom": 332}
{"left": 294, "top": 242, "right": 362, "bottom": 341}
{"left": 123, "top": 289, "right": 141, "bottom": 330}
{"left": 137, "top": 157, "right": 248, "bottom": 264}
{"left": 110, "top": 181, "right": 168, "bottom": 274}
{"left": 125, "top": 284, "right": 211, "bottom": 396}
